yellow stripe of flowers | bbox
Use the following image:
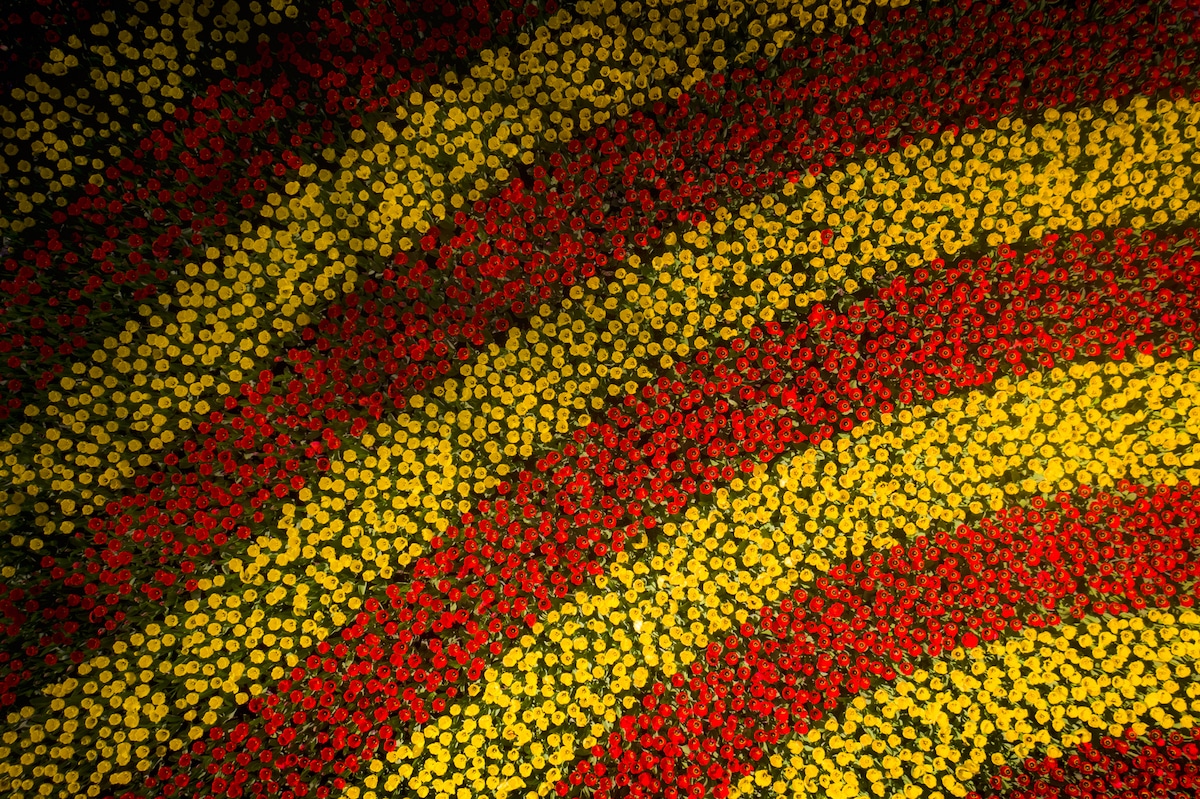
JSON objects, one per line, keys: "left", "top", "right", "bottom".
{"left": 378, "top": 84, "right": 1193, "bottom": 466}
{"left": 233, "top": 286, "right": 660, "bottom": 629}
{"left": 1, "top": 0, "right": 302, "bottom": 229}
{"left": 297, "top": 237, "right": 774, "bottom": 608}
{"left": 809, "top": 352, "right": 1200, "bottom": 553}
{"left": 278, "top": 270, "right": 704, "bottom": 609}
{"left": 344, "top": 84, "right": 1189, "bottom": 537}
{"left": 651, "top": 96, "right": 1200, "bottom": 333}
{"left": 356, "top": 0, "right": 896, "bottom": 241}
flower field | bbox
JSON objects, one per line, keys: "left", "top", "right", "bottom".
{"left": 4, "top": 0, "right": 1200, "bottom": 798}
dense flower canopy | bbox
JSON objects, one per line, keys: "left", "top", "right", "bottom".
{"left": 3, "top": 1, "right": 1200, "bottom": 799}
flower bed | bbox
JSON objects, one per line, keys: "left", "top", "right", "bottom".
{"left": 3, "top": 1, "right": 1200, "bottom": 799}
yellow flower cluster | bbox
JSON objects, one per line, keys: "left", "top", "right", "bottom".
{"left": 650, "top": 98, "right": 1200, "bottom": 320}
{"left": 329, "top": 0, "right": 886, "bottom": 246}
